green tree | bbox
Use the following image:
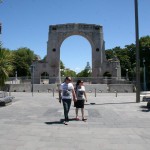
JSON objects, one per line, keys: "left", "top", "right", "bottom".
{"left": 60, "top": 60, "right": 66, "bottom": 77}
{"left": 105, "top": 36, "right": 150, "bottom": 87}
{"left": 60, "top": 61, "right": 76, "bottom": 77}
{"left": 139, "top": 36, "right": 150, "bottom": 65}
{"left": 124, "top": 44, "right": 136, "bottom": 80}
{"left": 60, "top": 60, "right": 65, "bottom": 69}
{"left": 63, "top": 69, "right": 76, "bottom": 77}
{"left": 105, "top": 49, "right": 114, "bottom": 59}
{"left": 42, "top": 55, "right": 47, "bottom": 62}
{"left": 106, "top": 47, "right": 131, "bottom": 77}
{"left": 115, "top": 48, "right": 131, "bottom": 77}
{"left": 125, "top": 36, "right": 150, "bottom": 87}
{"left": 0, "top": 44, "right": 14, "bottom": 89}
{"left": 77, "top": 69, "right": 90, "bottom": 77}
{"left": 13, "top": 47, "right": 35, "bottom": 76}
{"left": 139, "top": 36, "right": 150, "bottom": 89}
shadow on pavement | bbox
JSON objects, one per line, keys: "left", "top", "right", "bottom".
{"left": 139, "top": 105, "right": 150, "bottom": 112}
{"left": 45, "top": 119, "right": 63, "bottom": 125}
{"left": 85, "top": 102, "right": 135, "bottom": 106}
{"left": 45, "top": 118, "right": 76, "bottom": 125}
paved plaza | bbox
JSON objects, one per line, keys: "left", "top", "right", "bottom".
{"left": 0, "top": 92, "right": 150, "bottom": 150}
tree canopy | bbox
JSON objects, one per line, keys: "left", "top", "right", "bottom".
{"left": 12, "top": 47, "right": 36, "bottom": 77}
{"left": 0, "top": 43, "right": 14, "bottom": 89}
{"left": 105, "top": 36, "right": 150, "bottom": 89}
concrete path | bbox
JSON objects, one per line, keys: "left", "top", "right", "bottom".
{"left": 0, "top": 92, "right": 150, "bottom": 150}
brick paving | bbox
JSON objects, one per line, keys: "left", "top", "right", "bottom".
{"left": 0, "top": 92, "right": 150, "bottom": 150}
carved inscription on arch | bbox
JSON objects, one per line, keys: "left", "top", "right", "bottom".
{"left": 51, "top": 24, "right": 102, "bottom": 32}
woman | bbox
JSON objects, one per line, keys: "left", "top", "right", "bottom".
{"left": 75, "top": 80, "right": 87, "bottom": 121}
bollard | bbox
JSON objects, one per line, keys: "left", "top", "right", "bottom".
{"left": 95, "top": 88, "right": 96, "bottom": 97}
{"left": 114, "top": 90, "right": 117, "bottom": 97}
{"left": 48, "top": 89, "right": 52, "bottom": 93}
{"left": 4, "top": 92, "right": 6, "bottom": 97}
{"left": 53, "top": 88, "right": 54, "bottom": 97}
{"left": 147, "top": 102, "right": 150, "bottom": 109}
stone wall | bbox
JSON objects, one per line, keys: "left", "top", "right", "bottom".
{"left": 4, "top": 84, "right": 134, "bottom": 93}
{"left": 108, "top": 84, "right": 135, "bottom": 93}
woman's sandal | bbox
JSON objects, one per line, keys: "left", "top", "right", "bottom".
{"left": 75, "top": 117, "right": 80, "bottom": 121}
{"left": 82, "top": 118, "right": 87, "bottom": 121}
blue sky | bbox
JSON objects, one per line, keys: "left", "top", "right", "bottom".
{"left": 0, "top": 0, "right": 150, "bottom": 73}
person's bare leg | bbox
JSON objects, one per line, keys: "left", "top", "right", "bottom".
{"left": 76, "top": 108, "right": 79, "bottom": 120}
{"left": 81, "top": 108, "right": 84, "bottom": 119}
{"left": 81, "top": 108, "right": 87, "bottom": 121}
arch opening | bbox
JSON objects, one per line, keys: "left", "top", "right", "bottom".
{"left": 40, "top": 72, "right": 49, "bottom": 84}
{"left": 60, "top": 35, "right": 92, "bottom": 74}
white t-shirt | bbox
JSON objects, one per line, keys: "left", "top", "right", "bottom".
{"left": 60, "top": 82, "right": 74, "bottom": 99}
{"left": 76, "top": 86, "right": 85, "bottom": 100}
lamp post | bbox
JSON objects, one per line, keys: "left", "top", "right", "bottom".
{"left": 115, "top": 67, "right": 118, "bottom": 79}
{"left": 143, "top": 58, "right": 146, "bottom": 91}
{"left": 126, "top": 69, "right": 129, "bottom": 80}
{"left": 30, "top": 64, "right": 35, "bottom": 96}
{"left": 134, "top": 0, "right": 140, "bottom": 103}
{"left": 58, "top": 66, "right": 63, "bottom": 102}
{"left": 15, "top": 71, "right": 17, "bottom": 84}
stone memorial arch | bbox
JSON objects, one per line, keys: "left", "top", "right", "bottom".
{"left": 32, "top": 23, "right": 121, "bottom": 84}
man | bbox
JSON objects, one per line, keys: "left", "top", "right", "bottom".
{"left": 59, "top": 77, "right": 77, "bottom": 125}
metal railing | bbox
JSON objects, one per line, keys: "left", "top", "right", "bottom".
{"left": 6, "top": 76, "right": 134, "bottom": 85}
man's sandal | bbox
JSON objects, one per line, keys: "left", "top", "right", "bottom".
{"left": 64, "top": 121, "right": 68, "bottom": 125}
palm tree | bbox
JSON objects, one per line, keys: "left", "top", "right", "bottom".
{"left": 0, "top": 43, "right": 14, "bottom": 90}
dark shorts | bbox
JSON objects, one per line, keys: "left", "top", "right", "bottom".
{"left": 75, "top": 100, "right": 85, "bottom": 108}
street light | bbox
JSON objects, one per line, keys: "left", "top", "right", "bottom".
{"left": 15, "top": 71, "right": 17, "bottom": 84}
{"left": 134, "top": 0, "right": 140, "bottom": 103}
{"left": 30, "top": 64, "right": 35, "bottom": 96}
{"left": 126, "top": 69, "right": 129, "bottom": 80}
{"left": 115, "top": 67, "right": 118, "bottom": 79}
{"left": 143, "top": 58, "right": 146, "bottom": 91}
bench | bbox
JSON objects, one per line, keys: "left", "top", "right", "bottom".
{"left": 0, "top": 91, "right": 15, "bottom": 106}
{"left": 140, "top": 91, "right": 150, "bottom": 109}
